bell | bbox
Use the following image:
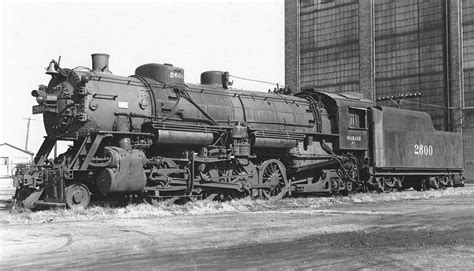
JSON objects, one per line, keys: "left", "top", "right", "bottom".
{"left": 45, "top": 60, "right": 58, "bottom": 75}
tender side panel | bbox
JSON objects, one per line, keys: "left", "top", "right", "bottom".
{"left": 371, "top": 107, "right": 464, "bottom": 170}
{"left": 379, "top": 130, "right": 463, "bottom": 169}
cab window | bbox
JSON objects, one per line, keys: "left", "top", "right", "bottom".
{"left": 348, "top": 108, "right": 366, "bottom": 129}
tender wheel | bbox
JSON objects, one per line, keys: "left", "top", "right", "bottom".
{"left": 378, "top": 177, "right": 402, "bottom": 193}
{"left": 428, "top": 177, "right": 439, "bottom": 190}
{"left": 376, "top": 177, "right": 386, "bottom": 193}
{"left": 65, "top": 183, "right": 91, "bottom": 209}
{"left": 438, "top": 177, "right": 451, "bottom": 189}
{"left": 259, "top": 159, "right": 288, "bottom": 200}
{"left": 393, "top": 178, "right": 403, "bottom": 191}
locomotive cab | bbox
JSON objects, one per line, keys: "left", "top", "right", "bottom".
{"left": 298, "top": 89, "right": 373, "bottom": 153}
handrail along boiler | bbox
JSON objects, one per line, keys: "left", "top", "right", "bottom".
{"left": 13, "top": 54, "right": 465, "bottom": 209}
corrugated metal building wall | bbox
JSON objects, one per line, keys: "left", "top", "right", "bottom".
{"left": 462, "top": 0, "right": 474, "bottom": 180}
{"left": 374, "top": 0, "right": 448, "bottom": 130}
{"left": 299, "top": 0, "right": 361, "bottom": 92}
{"left": 285, "top": 0, "right": 474, "bottom": 180}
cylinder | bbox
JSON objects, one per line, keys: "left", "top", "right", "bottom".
{"left": 91, "top": 53, "right": 110, "bottom": 72}
{"left": 96, "top": 148, "right": 146, "bottom": 194}
{"left": 253, "top": 138, "right": 297, "bottom": 149}
{"left": 156, "top": 130, "right": 214, "bottom": 146}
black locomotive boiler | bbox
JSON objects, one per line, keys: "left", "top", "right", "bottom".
{"left": 13, "top": 54, "right": 465, "bottom": 209}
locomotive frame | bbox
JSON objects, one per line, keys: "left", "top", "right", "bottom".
{"left": 13, "top": 54, "right": 464, "bottom": 209}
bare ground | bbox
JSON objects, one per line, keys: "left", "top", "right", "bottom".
{"left": 1, "top": 185, "right": 474, "bottom": 269}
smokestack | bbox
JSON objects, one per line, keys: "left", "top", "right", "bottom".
{"left": 91, "top": 53, "right": 110, "bottom": 72}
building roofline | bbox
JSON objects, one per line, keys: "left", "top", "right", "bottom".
{"left": 0, "top": 143, "right": 34, "bottom": 156}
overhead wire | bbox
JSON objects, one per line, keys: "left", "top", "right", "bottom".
{"left": 398, "top": 99, "right": 461, "bottom": 110}
{"left": 379, "top": 95, "right": 462, "bottom": 110}
{"left": 229, "top": 74, "right": 281, "bottom": 87}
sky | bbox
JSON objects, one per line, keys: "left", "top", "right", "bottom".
{"left": 0, "top": 0, "right": 284, "bottom": 155}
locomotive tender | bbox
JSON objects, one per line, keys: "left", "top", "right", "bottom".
{"left": 13, "top": 54, "right": 464, "bottom": 209}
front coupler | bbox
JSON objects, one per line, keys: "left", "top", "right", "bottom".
{"left": 13, "top": 163, "right": 66, "bottom": 209}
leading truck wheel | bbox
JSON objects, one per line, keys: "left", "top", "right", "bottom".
{"left": 65, "top": 183, "right": 91, "bottom": 209}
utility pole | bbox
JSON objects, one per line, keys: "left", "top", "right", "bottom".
{"left": 23, "top": 117, "right": 36, "bottom": 152}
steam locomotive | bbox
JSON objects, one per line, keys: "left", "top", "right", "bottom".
{"left": 13, "top": 54, "right": 465, "bottom": 209}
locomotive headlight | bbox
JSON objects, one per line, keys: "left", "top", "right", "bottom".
{"left": 36, "top": 96, "right": 44, "bottom": 104}
{"left": 32, "top": 89, "right": 46, "bottom": 104}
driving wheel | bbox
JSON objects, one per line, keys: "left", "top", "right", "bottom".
{"left": 259, "top": 159, "right": 288, "bottom": 200}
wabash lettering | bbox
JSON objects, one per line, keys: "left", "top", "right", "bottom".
{"left": 347, "top": 135, "right": 362, "bottom": 141}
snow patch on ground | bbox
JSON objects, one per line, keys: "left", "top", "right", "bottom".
{"left": 1, "top": 186, "right": 473, "bottom": 225}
